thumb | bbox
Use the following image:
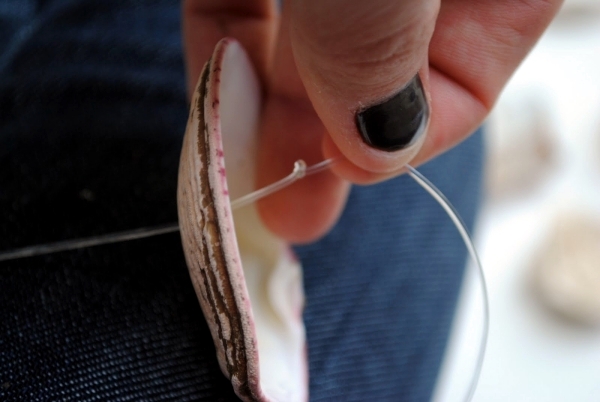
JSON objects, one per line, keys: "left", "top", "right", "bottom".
{"left": 290, "top": 0, "right": 439, "bottom": 182}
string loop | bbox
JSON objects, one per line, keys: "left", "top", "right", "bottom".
{"left": 0, "top": 159, "right": 488, "bottom": 402}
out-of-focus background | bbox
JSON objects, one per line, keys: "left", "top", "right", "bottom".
{"left": 434, "top": 1, "right": 600, "bottom": 401}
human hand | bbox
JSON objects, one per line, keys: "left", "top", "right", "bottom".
{"left": 183, "top": 0, "right": 563, "bottom": 243}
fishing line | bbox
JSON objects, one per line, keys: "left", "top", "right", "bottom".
{"left": 0, "top": 224, "right": 180, "bottom": 262}
{"left": 0, "top": 159, "right": 489, "bottom": 402}
{"left": 0, "top": 159, "right": 331, "bottom": 262}
{"left": 406, "top": 165, "right": 489, "bottom": 402}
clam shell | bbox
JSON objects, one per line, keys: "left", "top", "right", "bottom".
{"left": 532, "top": 213, "right": 600, "bottom": 326}
{"left": 177, "top": 39, "right": 307, "bottom": 402}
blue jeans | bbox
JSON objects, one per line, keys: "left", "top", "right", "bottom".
{"left": 0, "top": 1, "right": 483, "bottom": 401}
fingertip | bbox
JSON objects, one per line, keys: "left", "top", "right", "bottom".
{"left": 294, "top": 32, "right": 432, "bottom": 181}
{"left": 289, "top": 0, "right": 437, "bottom": 182}
{"left": 255, "top": 94, "right": 351, "bottom": 243}
{"left": 256, "top": 170, "right": 350, "bottom": 244}
{"left": 313, "top": 65, "right": 432, "bottom": 184}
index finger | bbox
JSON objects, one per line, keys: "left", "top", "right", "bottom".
{"left": 182, "top": 0, "right": 278, "bottom": 97}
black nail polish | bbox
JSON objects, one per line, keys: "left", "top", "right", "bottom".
{"left": 355, "top": 75, "right": 429, "bottom": 151}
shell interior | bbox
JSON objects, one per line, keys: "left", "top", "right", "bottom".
{"left": 177, "top": 39, "right": 307, "bottom": 402}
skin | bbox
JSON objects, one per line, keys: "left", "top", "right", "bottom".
{"left": 183, "top": 0, "right": 563, "bottom": 244}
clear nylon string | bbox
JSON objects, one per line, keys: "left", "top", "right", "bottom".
{"left": 231, "top": 160, "right": 307, "bottom": 210}
{"left": 0, "top": 159, "right": 335, "bottom": 262}
{"left": 0, "top": 224, "right": 181, "bottom": 262}
{"left": 0, "top": 159, "right": 488, "bottom": 402}
{"left": 406, "top": 165, "right": 489, "bottom": 402}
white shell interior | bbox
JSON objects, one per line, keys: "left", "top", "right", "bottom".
{"left": 219, "top": 42, "right": 307, "bottom": 402}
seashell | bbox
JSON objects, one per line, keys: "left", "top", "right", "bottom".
{"left": 177, "top": 38, "right": 307, "bottom": 401}
{"left": 531, "top": 212, "right": 600, "bottom": 326}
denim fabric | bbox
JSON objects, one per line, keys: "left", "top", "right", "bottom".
{"left": 297, "top": 142, "right": 483, "bottom": 401}
{"left": 0, "top": 1, "right": 484, "bottom": 401}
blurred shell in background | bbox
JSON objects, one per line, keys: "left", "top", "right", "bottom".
{"left": 532, "top": 213, "right": 600, "bottom": 326}
{"left": 435, "top": 1, "right": 600, "bottom": 401}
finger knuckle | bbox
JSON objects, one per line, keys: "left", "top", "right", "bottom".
{"left": 304, "top": 2, "right": 438, "bottom": 92}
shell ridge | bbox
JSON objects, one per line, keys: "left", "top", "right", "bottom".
{"left": 208, "top": 40, "right": 279, "bottom": 402}
{"left": 198, "top": 54, "right": 258, "bottom": 400}
{"left": 180, "top": 58, "right": 254, "bottom": 400}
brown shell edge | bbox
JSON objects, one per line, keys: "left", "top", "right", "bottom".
{"left": 176, "top": 42, "right": 263, "bottom": 402}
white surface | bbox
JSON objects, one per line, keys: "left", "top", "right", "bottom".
{"left": 433, "top": 3, "right": 600, "bottom": 401}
